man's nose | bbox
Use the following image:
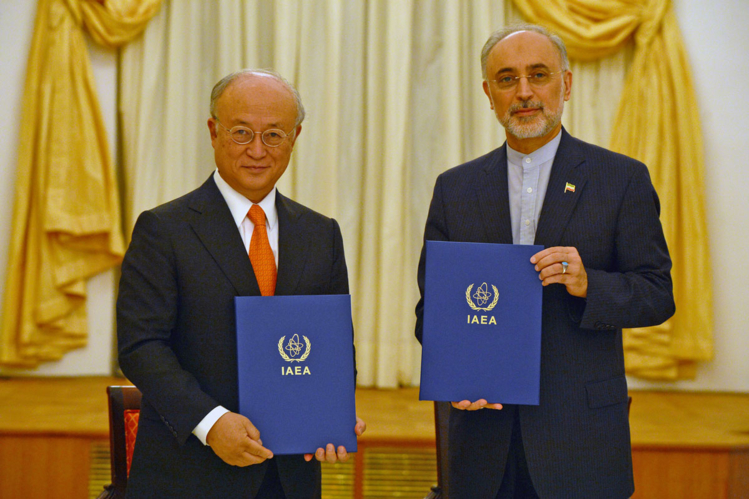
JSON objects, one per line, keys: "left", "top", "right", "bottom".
{"left": 246, "top": 134, "right": 267, "bottom": 158}
{"left": 515, "top": 76, "right": 534, "bottom": 100}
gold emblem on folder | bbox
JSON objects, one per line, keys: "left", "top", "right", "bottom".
{"left": 465, "top": 283, "right": 499, "bottom": 312}
{"left": 278, "top": 334, "right": 311, "bottom": 363}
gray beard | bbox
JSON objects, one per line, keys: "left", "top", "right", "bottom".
{"left": 501, "top": 100, "right": 563, "bottom": 139}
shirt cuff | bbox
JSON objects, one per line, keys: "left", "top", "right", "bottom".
{"left": 192, "top": 406, "right": 230, "bottom": 446}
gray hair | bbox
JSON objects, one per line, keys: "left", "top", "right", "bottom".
{"left": 209, "top": 69, "right": 306, "bottom": 128}
{"left": 481, "top": 23, "right": 570, "bottom": 79}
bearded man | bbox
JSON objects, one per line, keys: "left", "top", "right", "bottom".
{"left": 415, "top": 24, "right": 674, "bottom": 499}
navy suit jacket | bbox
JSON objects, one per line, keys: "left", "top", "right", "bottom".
{"left": 416, "top": 129, "right": 675, "bottom": 499}
{"left": 117, "top": 176, "right": 350, "bottom": 499}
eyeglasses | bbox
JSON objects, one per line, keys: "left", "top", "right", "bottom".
{"left": 490, "top": 70, "right": 564, "bottom": 91}
{"left": 214, "top": 119, "right": 293, "bottom": 147}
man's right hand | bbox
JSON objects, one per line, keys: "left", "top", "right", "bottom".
{"left": 206, "top": 412, "right": 273, "bottom": 466}
{"left": 451, "top": 399, "right": 503, "bottom": 411}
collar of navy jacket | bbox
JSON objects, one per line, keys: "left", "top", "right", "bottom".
{"left": 475, "top": 128, "right": 588, "bottom": 248}
{"left": 186, "top": 176, "right": 311, "bottom": 297}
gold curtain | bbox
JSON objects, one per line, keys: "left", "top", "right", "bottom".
{"left": 0, "top": 0, "right": 161, "bottom": 368}
{"left": 511, "top": 0, "right": 712, "bottom": 379}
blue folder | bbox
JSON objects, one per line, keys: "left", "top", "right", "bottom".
{"left": 235, "top": 295, "right": 357, "bottom": 454}
{"left": 419, "top": 241, "right": 543, "bottom": 405}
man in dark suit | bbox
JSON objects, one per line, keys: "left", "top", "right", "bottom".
{"left": 415, "top": 24, "right": 675, "bottom": 499}
{"left": 117, "top": 69, "right": 365, "bottom": 499}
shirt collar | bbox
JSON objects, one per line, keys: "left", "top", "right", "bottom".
{"left": 212, "top": 170, "right": 278, "bottom": 230}
{"left": 506, "top": 130, "right": 563, "bottom": 167}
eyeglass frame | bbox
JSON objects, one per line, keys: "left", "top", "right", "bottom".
{"left": 489, "top": 69, "right": 565, "bottom": 91}
{"left": 213, "top": 118, "right": 295, "bottom": 147}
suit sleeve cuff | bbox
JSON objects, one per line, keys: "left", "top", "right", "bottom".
{"left": 192, "top": 406, "right": 230, "bottom": 446}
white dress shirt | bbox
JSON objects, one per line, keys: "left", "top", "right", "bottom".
{"left": 192, "top": 170, "right": 280, "bottom": 445}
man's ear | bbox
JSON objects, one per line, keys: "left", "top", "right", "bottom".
{"left": 482, "top": 80, "right": 494, "bottom": 110}
{"left": 563, "top": 71, "right": 572, "bottom": 102}
{"left": 208, "top": 118, "right": 218, "bottom": 141}
{"left": 290, "top": 125, "right": 302, "bottom": 147}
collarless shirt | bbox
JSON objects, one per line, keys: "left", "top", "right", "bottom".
{"left": 506, "top": 131, "right": 562, "bottom": 245}
{"left": 213, "top": 170, "right": 279, "bottom": 267}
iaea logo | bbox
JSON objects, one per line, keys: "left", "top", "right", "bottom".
{"left": 278, "top": 334, "right": 312, "bottom": 376}
{"left": 465, "top": 282, "right": 499, "bottom": 311}
{"left": 278, "top": 334, "right": 311, "bottom": 362}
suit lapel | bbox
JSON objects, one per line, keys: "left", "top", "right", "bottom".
{"left": 188, "top": 177, "right": 261, "bottom": 296}
{"left": 275, "top": 192, "right": 309, "bottom": 296}
{"left": 534, "top": 130, "right": 587, "bottom": 247}
{"left": 476, "top": 147, "right": 514, "bottom": 244}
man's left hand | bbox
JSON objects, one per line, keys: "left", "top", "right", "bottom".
{"left": 303, "top": 417, "right": 366, "bottom": 463}
{"left": 531, "top": 246, "right": 588, "bottom": 298}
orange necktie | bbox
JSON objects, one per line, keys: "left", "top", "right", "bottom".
{"left": 248, "top": 205, "right": 277, "bottom": 296}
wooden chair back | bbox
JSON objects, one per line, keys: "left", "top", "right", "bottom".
{"left": 96, "top": 385, "right": 142, "bottom": 499}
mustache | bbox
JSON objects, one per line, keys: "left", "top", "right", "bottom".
{"left": 509, "top": 101, "right": 544, "bottom": 114}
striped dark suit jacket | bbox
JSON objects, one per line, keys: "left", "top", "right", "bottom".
{"left": 415, "top": 129, "right": 675, "bottom": 499}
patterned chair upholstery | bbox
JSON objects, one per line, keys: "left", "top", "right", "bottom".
{"left": 124, "top": 408, "right": 140, "bottom": 474}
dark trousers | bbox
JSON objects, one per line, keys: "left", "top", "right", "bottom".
{"left": 255, "top": 459, "right": 287, "bottom": 499}
{"left": 496, "top": 409, "right": 539, "bottom": 499}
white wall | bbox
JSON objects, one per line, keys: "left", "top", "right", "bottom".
{"left": 0, "top": 0, "right": 117, "bottom": 375}
{"left": 0, "top": 0, "right": 747, "bottom": 389}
